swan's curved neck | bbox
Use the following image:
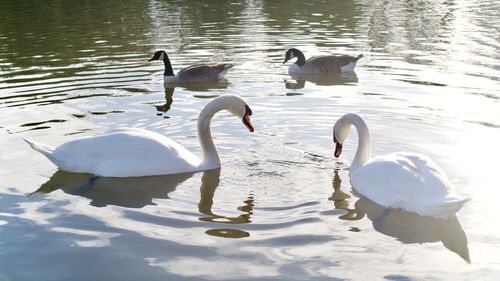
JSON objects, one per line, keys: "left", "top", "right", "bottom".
{"left": 162, "top": 54, "right": 175, "bottom": 76}
{"left": 294, "top": 50, "right": 306, "bottom": 66}
{"left": 197, "top": 101, "right": 226, "bottom": 170}
{"left": 345, "top": 114, "right": 371, "bottom": 173}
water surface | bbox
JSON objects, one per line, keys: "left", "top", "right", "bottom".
{"left": 1, "top": 0, "right": 499, "bottom": 280}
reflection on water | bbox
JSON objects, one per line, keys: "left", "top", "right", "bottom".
{"left": 1, "top": 0, "right": 499, "bottom": 279}
{"left": 356, "top": 196, "right": 471, "bottom": 263}
{"left": 205, "top": 228, "right": 249, "bottom": 239}
{"left": 285, "top": 72, "right": 359, "bottom": 89}
{"left": 155, "top": 87, "right": 174, "bottom": 114}
{"left": 154, "top": 81, "right": 230, "bottom": 115}
{"left": 32, "top": 168, "right": 252, "bottom": 238}
{"left": 32, "top": 170, "right": 195, "bottom": 208}
{"left": 331, "top": 168, "right": 470, "bottom": 263}
{"left": 165, "top": 79, "right": 230, "bottom": 92}
{"left": 199, "top": 170, "right": 253, "bottom": 223}
{"left": 198, "top": 169, "right": 253, "bottom": 238}
{"left": 328, "top": 169, "right": 364, "bottom": 221}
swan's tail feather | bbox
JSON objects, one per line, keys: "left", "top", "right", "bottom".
{"left": 24, "top": 138, "right": 65, "bottom": 168}
{"left": 427, "top": 197, "right": 470, "bottom": 219}
{"left": 24, "top": 138, "right": 54, "bottom": 157}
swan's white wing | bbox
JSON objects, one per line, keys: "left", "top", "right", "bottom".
{"left": 52, "top": 129, "right": 201, "bottom": 177}
{"left": 392, "top": 152, "right": 453, "bottom": 192}
{"left": 351, "top": 153, "right": 430, "bottom": 205}
{"left": 350, "top": 152, "right": 464, "bottom": 217}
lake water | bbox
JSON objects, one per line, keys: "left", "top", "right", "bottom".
{"left": 1, "top": 0, "right": 499, "bottom": 280}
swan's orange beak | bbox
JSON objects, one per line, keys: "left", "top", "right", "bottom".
{"left": 243, "top": 115, "right": 254, "bottom": 132}
{"left": 334, "top": 142, "right": 342, "bottom": 158}
{"left": 333, "top": 133, "right": 342, "bottom": 158}
{"left": 243, "top": 104, "right": 254, "bottom": 132}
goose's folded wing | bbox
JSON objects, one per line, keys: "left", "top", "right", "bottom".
{"left": 177, "top": 64, "right": 232, "bottom": 81}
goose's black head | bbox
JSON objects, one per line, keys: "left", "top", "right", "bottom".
{"left": 283, "top": 48, "right": 299, "bottom": 64}
{"left": 148, "top": 50, "right": 167, "bottom": 62}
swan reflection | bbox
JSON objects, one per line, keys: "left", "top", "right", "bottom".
{"left": 198, "top": 169, "right": 253, "bottom": 238}
{"left": 330, "top": 169, "right": 470, "bottom": 263}
{"left": 329, "top": 169, "right": 364, "bottom": 221}
{"left": 32, "top": 170, "right": 195, "bottom": 208}
{"left": 285, "top": 72, "right": 358, "bottom": 89}
{"left": 32, "top": 168, "right": 252, "bottom": 238}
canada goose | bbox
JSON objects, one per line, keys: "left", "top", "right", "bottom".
{"left": 283, "top": 48, "right": 362, "bottom": 73}
{"left": 149, "top": 50, "right": 233, "bottom": 83}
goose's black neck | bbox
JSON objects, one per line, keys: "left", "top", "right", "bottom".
{"left": 294, "top": 49, "right": 306, "bottom": 66}
{"left": 162, "top": 53, "right": 175, "bottom": 76}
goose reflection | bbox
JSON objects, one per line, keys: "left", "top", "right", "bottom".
{"left": 31, "top": 168, "right": 252, "bottom": 238}
{"left": 156, "top": 79, "right": 230, "bottom": 114}
{"left": 285, "top": 72, "right": 358, "bottom": 89}
{"left": 155, "top": 87, "right": 174, "bottom": 114}
{"left": 330, "top": 169, "right": 470, "bottom": 263}
{"left": 166, "top": 79, "right": 230, "bottom": 92}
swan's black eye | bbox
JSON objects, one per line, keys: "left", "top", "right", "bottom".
{"left": 245, "top": 105, "right": 252, "bottom": 116}
{"left": 333, "top": 132, "right": 337, "bottom": 143}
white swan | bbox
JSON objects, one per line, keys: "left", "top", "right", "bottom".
{"left": 25, "top": 95, "right": 254, "bottom": 177}
{"left": 332, "top": 113, "right": 469, "bottom": 219}
{"left": 283, "top": 48, "right": 363, "bottom": 74}
{"left": 148, "top": 50, "right": 233, "bottom": 83}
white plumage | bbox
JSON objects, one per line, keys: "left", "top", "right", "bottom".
{"left": 333, "top": 113, "right": 469, "bottom": 218}
{"left": 25, "top": 95, "right": 254, "bottom": 177}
